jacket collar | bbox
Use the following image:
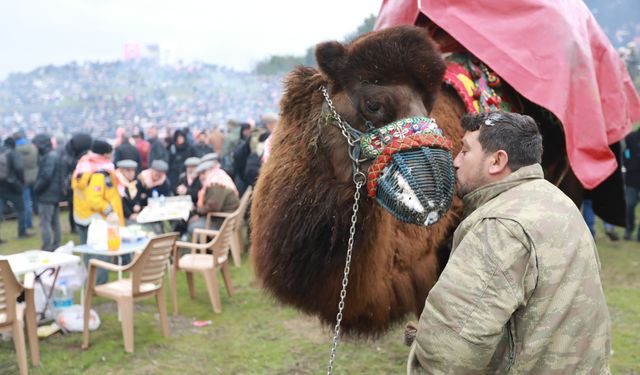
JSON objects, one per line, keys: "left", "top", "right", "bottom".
{"left": 462, "top": 164, "right": 544, "bottom": 217}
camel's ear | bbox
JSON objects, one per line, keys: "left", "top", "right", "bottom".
{"left": 315, "top": 41, "right": 346, "bottom": 81}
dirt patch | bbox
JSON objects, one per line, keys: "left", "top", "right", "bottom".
{"left": 282, "top": 316, "right": 330, "bottom": 344}
{"left": 167, "top": 314, "right": 195, "bottom": 336}
{"left": 92, "top": 301, "right": 157, "bottom": 316}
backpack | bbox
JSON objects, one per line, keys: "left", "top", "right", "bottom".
{"left": 0, "top": 149, "right": 10, "bottom": 181}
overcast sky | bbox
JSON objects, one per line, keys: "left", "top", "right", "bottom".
{"left": 0, "top": 0, "right": 381, "bottom": 79}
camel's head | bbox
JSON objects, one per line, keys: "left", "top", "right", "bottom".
{"left": 315, "top": 25, "right": 454, "bottom": 226}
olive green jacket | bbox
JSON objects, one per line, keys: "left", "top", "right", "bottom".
{"left": 408, "top": 164, "right": 611, "bottom": 374}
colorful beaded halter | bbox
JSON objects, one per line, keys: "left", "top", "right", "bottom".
{"left": 364, "top": 118, "right": 453, "bottom": 204}
{"left": 443, "top": 53, "right": 521, "bottom": 114}
{"left": 360, "top": 117, "right": 444, "bottom": 159}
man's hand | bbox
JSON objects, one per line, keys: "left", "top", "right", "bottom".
{"left": 176, "top": 185, "right": 187, "bottom": 195}
{"left": 133, "top": 204, "right": 141, "bottom": 213}
{"left": 404, "top": 321, "right": 418, "bottom": 346}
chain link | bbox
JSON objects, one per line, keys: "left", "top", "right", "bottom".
{"left": 327, "top": 179, "right": 363, "bottom": 375}
{"left": 321, "top": 86, "right": 361, "bottom": 146}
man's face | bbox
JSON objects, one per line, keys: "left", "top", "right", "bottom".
{"left": 198, "top": 170, "right": 209, "bottom": 183}
{"left": 453, "top": 131, "right": 492, "bottom": 198}
{"left": 122, "top": 168, "right": 136, "bottom": 181}
{"left": 151, "top": 170, "right": 165, "bottom": 182}
{"left": 147, "top": 127, "right": 157, "bottom": 139}
{"left": 186, "top": 165, "right": 196, "bottom": 176}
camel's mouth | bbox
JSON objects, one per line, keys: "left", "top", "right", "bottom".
{"left": 365, "top": 118, "right": 455, "bottom": 226}
{"left": 320, "top": 87, "right": 455, "bottom": 226}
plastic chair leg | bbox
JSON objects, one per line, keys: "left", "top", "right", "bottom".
{"left": 220, "top": 262, "right": 234, "bottom": 297}
{"left": 12, "top": 320, "right": 28, "bottom": 375}
{"left": 156, "top": 287, "right": 170, "bottom": 337}
{"left": 82, "top": 290, "right": 94, "bottom": 350}
{"left": 202, "top": 270, "right": 222, "bottom": 314}
{"left": 170, "top": 268, "right": 179, "bottom": 316}
{"left": 24, "top": 298, "right": 40, "bottom": 366}
{"left": 117, "top": 298, "right": 135, "bottom": 353}
{"left": 186, "top": 272, "right": 196, "bottom": 299}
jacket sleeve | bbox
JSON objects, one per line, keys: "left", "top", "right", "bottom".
{"left": 33, "top": 154, "right": 55, "bottom": 195}
{"left": 85, "top": 173, "right": 111, "bottom": 215}
{"left": 410, "top": 218, "right": 534, "bottom": 374}
{"left": 12, "top": 151, "right": 25, "bottom": 184}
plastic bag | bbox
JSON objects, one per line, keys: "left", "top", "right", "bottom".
{"left": 87, "top": 217, "right": 108, "bottom": 250}
{"left": 38, "top": 241, "right": 86, "bottom": 292}
{"left": 56, "top": 305, "right": 101, "bottom": 332}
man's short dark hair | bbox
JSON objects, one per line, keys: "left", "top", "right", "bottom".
{"left": 461, "top": 111, "right": 543, "bottom": 171}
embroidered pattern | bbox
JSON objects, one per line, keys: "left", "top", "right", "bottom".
{"left": 360, "top": 116, "right": 442, "bottom": 159}
{"left": 443, "top": 53, "right": 515, "bottom": 114}
{"left": 366, "top": 133, "right": 453, "bottom": 198}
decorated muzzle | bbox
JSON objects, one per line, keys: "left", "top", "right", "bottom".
{"left": 361, "top": 117, "right": 454, "bottom": 226}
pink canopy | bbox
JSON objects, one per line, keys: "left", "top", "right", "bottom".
{"left": 375, "top": 0, "right": 640, "bottom": 189}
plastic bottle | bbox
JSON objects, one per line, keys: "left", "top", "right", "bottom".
{"left": 106, "top": 211, "right": 121, "bottom": 251}
{"left": 52, "top": 280, "right": 73, "bottom": 311}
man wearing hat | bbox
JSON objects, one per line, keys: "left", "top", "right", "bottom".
{"left": 114, "top": 159, "right": 141, "bottom": 222}
{"left": 172, "top": 157, "right": 201, "bottom": 234}
{"left": 134, "top": 159, "right": 172, "bottom": 208}
{"left": 176, "top": 157, "right": 201, "bottom": 205}
{"left": 187, "top": 157, "right": 239, "bottom": 234}
{"left": 71, "top": 139, "right": 124, "bottom": 285}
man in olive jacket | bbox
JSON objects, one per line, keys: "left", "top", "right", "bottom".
{"left": 408, "top": 112, "right": 611, "bottom": 374}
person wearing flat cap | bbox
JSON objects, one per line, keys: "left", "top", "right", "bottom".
{"left": 71, "top": 138, "right": 124, "bottom": 285}
{"left": 134, "top": 159, "right": 172, "bottom": 208}
{"left": 114, "top": 159, "right": 142, "bottom": 222}
{"left": 186, "top": 157, "right": 239, "bottom": 234}
{"left": 171, "top": 157, "right": 203, "bottom": 234}
{"left": 175, "top": 157, "right": 202, "bottom": 205}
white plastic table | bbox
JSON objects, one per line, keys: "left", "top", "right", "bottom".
{"left": 136, "top": 196, "right": 193, "bottom": 223}
{"left": 2, "top": 250, "right": 81, "bottom": 321}
{"left": 4, "top": 250, "right": 80, "bottom": 276}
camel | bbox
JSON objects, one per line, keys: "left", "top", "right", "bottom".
{"left": 250, "top": 25, "right": 605, "bottom": 337}
{"left": 251, "top": 26, "right": 467, "bottom": 336}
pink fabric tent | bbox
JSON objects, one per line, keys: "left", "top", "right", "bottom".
{"left": 375, "top": 0, "right": 640, "bottom": 189}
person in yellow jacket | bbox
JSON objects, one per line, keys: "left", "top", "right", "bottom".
{"left": 71, "top": 139, "right": 124, "bottom": 285}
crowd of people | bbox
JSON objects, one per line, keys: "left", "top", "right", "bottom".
{"left": 0, "top": 115, "right": 277, "bottom": 275}
{"left": 0, "top": 59, "right": 284, "bottom": 141}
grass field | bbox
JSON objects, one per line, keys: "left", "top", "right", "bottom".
{"left": 0, "top": 213, "right": 638, "bottom": 374}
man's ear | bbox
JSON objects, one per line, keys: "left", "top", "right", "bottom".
{"left": 488, "top": 150, "right": 510, "bottom": 175}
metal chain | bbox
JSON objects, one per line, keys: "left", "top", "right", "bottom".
{"left": 320, "top": 84, "right": 368, "bottom": 374}
{"left": 327, "top": 176, "right": 364, "bottom": 375}
{"left": 321, "top": 86, "right": 361, "bottom": 146}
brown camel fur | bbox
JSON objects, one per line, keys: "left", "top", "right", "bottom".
{"left": 251, "top": 26, "right": 466, "bottom": 336}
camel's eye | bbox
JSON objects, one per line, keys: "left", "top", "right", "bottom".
{"left": 366, "top": 99, "right": 382, "bottom": 113}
